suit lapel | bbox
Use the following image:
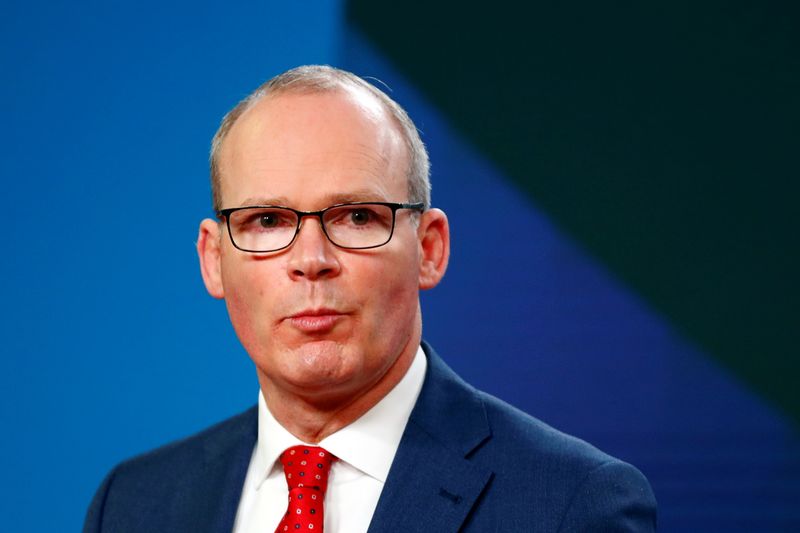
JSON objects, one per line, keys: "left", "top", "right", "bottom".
{"left": 366, "top": 422, "right": 492, "bottom": 532}
{"left": 197, "top": 407, "right": 258, "bottom": 533}
{"left": 368, "top": 343, "right": 493, "bottom": 533}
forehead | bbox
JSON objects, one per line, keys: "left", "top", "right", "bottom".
{"left": 217, "top": 88, "right": 409, "bottom": 208}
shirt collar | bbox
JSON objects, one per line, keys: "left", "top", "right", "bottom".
{"left": 252, "top": 345, "right": 427, "bottom": 488}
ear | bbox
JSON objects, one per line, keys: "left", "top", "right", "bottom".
{"left": 197, "top": 218, "right": 225, "bottom": 299}
{"left": 417, "top": 208, "right": 450, "bottom": 290}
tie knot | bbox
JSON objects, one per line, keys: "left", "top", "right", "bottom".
{"left": 280, "top": 445, "right": 336, "bottom": 492}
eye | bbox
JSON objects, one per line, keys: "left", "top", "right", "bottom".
{"left": 349, "top": 208, "right": 372, "bottom": 226}
{"left": 234, "top": 208, "right": 295, "bottom": 233}
{"left": 259, "top": 213, "right": 280, "bottom": 228}
{"left": 324, "top": 204, "right": 392, "bottom": 230}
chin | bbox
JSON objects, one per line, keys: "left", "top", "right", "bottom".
{"left": 286, "top": 339, "right": 356, "bottom": 379}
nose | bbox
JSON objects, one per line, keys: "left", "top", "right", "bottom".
{"left": 286, "top": 217, "right": 341, "bottom": 281}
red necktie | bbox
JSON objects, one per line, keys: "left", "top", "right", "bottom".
{"left": 275, "top": 445, "right": 336, "bottom": 533}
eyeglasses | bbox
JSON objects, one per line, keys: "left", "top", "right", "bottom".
{"left": 217, "top": 202, "right": 425, "bottom": 253}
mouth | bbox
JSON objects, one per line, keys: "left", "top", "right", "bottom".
{"left": 286, "top": 308, "right": 347, "bottom": 334}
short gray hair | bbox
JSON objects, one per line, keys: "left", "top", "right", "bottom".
{"left": 209, "top": 65, "right": 431, "bottom": 212}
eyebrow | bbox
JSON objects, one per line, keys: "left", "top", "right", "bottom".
{"left": 238, "top": 189, "right": 391, "bottom": 208}
{"left": 238, "top": 196, "right": 290, "bottom": 207}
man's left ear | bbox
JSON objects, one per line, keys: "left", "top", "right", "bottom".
{"left": 417, "top": 208, "right": 450, "bottom": 290}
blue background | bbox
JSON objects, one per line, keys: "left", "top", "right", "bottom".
{"left": 2, "top": 2, "right": 341, "bottom": 530}
{"left": 2, "top": 1, "right": 798, "bottom": 531}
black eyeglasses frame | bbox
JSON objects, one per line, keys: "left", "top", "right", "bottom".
{"left": 216, "top": 201, "right": 425, "bottom": 253}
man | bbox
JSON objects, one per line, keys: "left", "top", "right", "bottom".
{"left": 84, "top": 65, "right": 657, "bottom": 532}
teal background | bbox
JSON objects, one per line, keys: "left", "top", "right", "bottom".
{"left": 2, "top": 1, "right": 798, "bottom": 531}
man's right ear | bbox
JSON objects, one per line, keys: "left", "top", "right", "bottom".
{"left": 197, "top": 219, "right": 225, "bottom": 299}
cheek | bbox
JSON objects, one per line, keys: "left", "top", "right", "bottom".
{"left": 221, "top": 260, "right": 277, "bottom": 351}
{"left": 363, "top": 255, "right": 419, "bottom": 325}
{"left": 223, "top": 283, "right": 258, "bottom": 352}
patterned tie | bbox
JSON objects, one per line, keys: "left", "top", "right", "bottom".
{"left": 275, "top": 445, "right": 336, "bottom": 532}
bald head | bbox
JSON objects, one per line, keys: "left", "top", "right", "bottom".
{"left": 209, "top": 65, "right": 430, "bottom": 213}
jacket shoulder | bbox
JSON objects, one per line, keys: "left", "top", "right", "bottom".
{"left": 478, "top": 390, "right": 613, "bottom": 469}
{"left": 472, "top": 391, "right": 657, "bottom": 530}
{"left": 84, "top": 406, "right": 257, "bottom": 533}
{"left": 113, "top": 405, "right": 257, "bottom": 476}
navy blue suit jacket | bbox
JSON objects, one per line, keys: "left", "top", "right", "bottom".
{"left": 85, "top": 343, "right": 657, "bottom": 532}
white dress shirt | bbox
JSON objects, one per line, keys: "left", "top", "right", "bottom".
{"left": 232, "top": 345, "right": 427, "bottom": 533}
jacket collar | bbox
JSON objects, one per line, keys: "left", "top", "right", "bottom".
{"left": 202, "top": 407, "right": 258, "bottom": 533}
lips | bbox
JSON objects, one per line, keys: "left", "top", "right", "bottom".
{"left": 287, "top": 308, "right": 346, "bottom": 333}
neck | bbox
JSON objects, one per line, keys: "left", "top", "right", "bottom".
{"left": 257, "top": 331, "right": 420, "bottom": 443}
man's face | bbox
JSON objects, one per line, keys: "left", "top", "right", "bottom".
{"left": 201, "top": 89, "right": 442, "bottom": 406}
